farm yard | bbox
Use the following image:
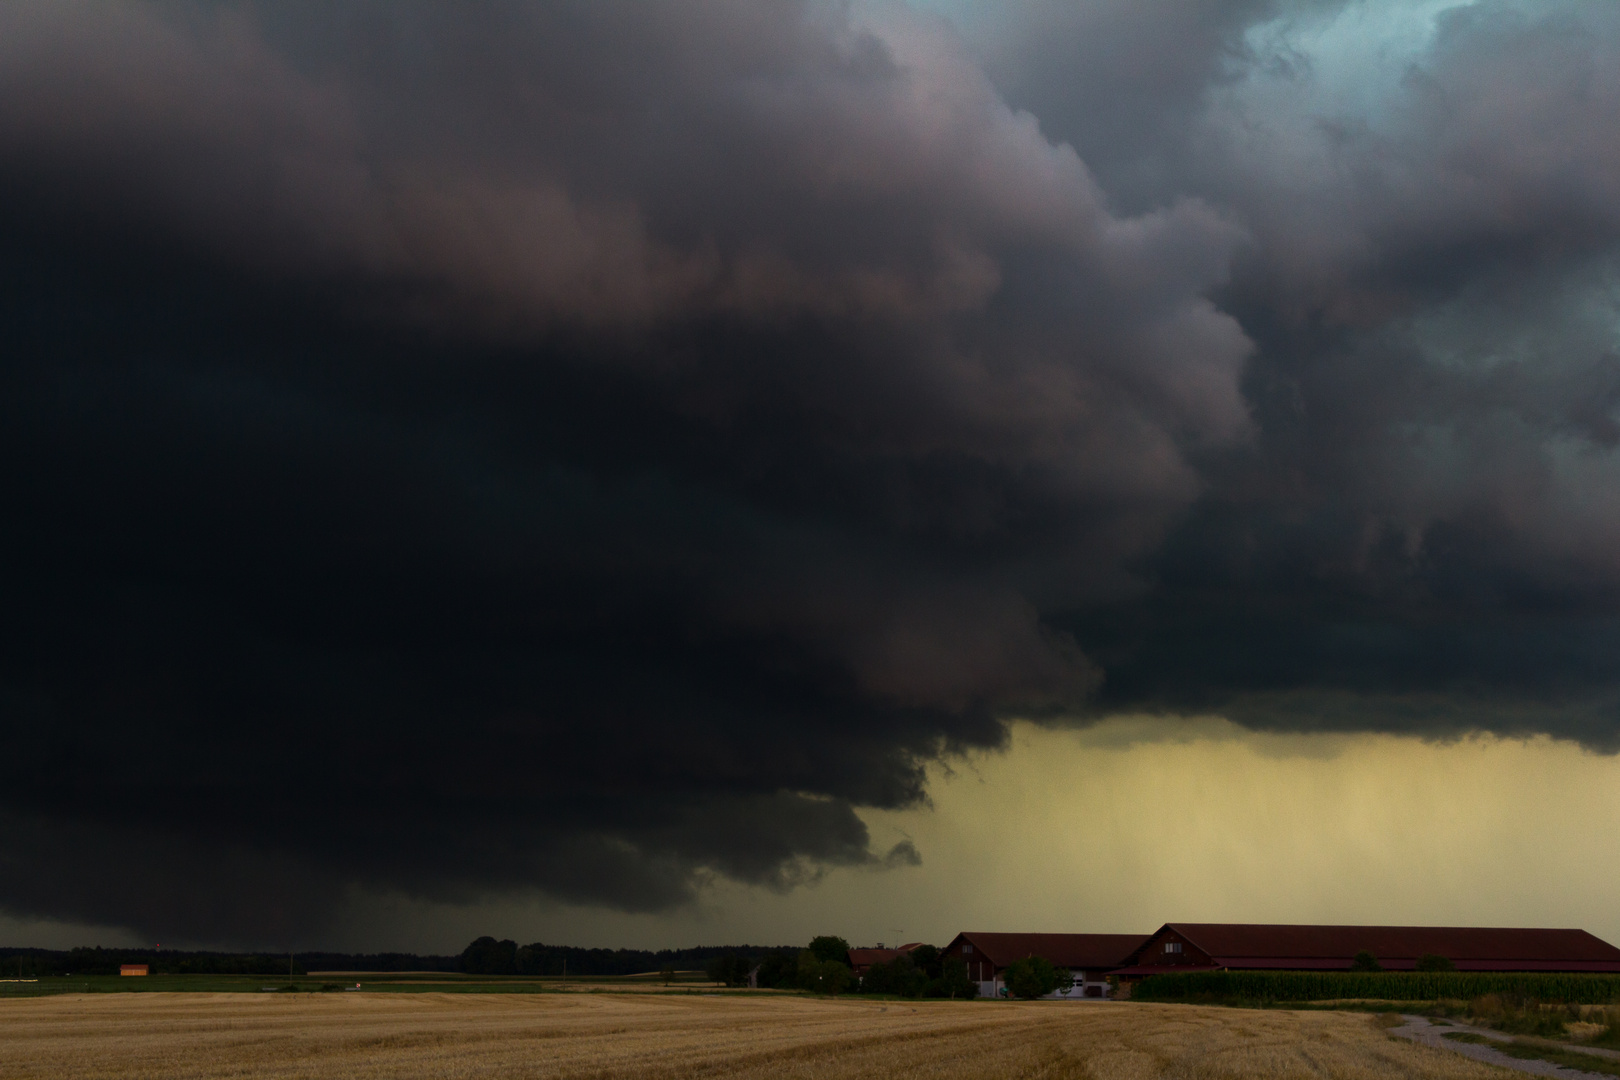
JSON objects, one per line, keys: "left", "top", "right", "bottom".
{"left": 0, "top": 991, "right": 1503, "bottom": 1080}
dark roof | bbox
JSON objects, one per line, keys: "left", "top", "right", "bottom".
{"left": 953, "top": 932, "right": 1150, "bottom": 970}
{"left": 1146, "top": 924, "right": 1620, "bottom": 970}
{"left": 848, "top": 943, "right": 922, "bottom": 971}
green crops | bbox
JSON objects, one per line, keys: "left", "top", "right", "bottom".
{"left": 1130, "top": 971, "right": 1620, "bottom": 1004}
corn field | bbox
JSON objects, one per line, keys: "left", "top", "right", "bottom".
{"left": 1132, "top": 970, "right": 1620, "bottom": 1004}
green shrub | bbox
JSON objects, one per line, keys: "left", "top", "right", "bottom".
{"left": 754, "top": 951, "right": 799, "bottom": 989}
{"left": 1351, "top": 950, "right": 1381, "bottom": 972}
{"left": 1590, "top": 1005, "right": 1620, "bottom": 1048}
{"left": 705, "top": 954, "right": 752, "bottom": 987}
{"left": 797, "top": 951, "right": 853, "bottom": 994}
{"left": 909, "top": 945, "right": 942, "bottom": 980}
{"left": 1416, "top": 954, "right": 1455, "bottom": 972}
{"left": 932, "top": 957, "right": 976, "bottom": 999}
{"left": 860, "top": 955, "right": 927, "bottom": 997}
{"left": 1003, "top": 957, "right": 1068, "bottom": 1000}
{"left": 1470, "top": 994, "right": 1585, "bottom": 1037}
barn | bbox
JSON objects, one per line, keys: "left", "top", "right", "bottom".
{"left": 119, "top": 964, "right": 149, "bottom": 976}
{"left": 1111, "top": 923, "right": 1620, "bottom": 982}
{"left": 942, "top": 932, "right": 1150, "bottom": 999}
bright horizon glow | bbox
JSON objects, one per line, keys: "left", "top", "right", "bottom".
{"left": 214, "top": 720, "right": 1620, "bottom": 955}
{"left": 12, "top": 719, "right": 1619, "bottom": 954}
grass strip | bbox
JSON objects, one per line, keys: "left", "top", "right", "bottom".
{"left": 1444, "top": 1031, "right": 1620, "bottom": 1076}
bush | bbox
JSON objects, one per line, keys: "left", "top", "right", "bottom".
{"left": 910, "top": 944, "right": 942, "bottom": 980}
{"left": 1416, "top": 954, "right": 1455, "bottom": 972}
{"left": 1590, "top": 1005, "right": 1620, "bottom": 1048}
{"left": 935, "top": 956, "right": 977, "bottom": 999}
{"left": 705, "top": 954, "right": 753, "bottom": 987}
{"left": 1470, "top": 994, "right": 1584, "bottom": 1037}
{"left": 1351, "top": 950, "right": 1381, "bottom": 972}
{"left": 755, "top": 951, "right": 799, "bottom": 989}
{"left": 798, "top": 951, "right": 853, "bottom": 994}
{"left": 861, "top": 955, "right": 927, "bottom": 997}
{"left": 1003, "top": 956, "right": 1068, "bottom": 999}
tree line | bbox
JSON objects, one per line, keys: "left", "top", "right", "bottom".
{"left": 698, "top": 936, "right": 978, "bottom": 998}
{"left": 0, "top": 947, "right": 318, "bottom": 977}
{"left": 458, "top": 937, "right": 800, "bottom": 977}
{"left": 2, "top": 935, "right": 1032, "bottom": 999}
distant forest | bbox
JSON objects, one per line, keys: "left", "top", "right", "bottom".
{"left": 457, "top": 937, "right": 800, "bottom": 977}
{"left": 0, "top": 940, "right": 798, "bottom": 978}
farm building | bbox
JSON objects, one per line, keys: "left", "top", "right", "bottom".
{"left": 1111, "top": 923, "right": 1620, "bottom": 981}
{"left": 943, "top": 932, "right": 1150, "bottom": 999}
{"left": 847, "top": 943, "right": 923, "bottom": 977}
{"left": 119, "top": 964, "right": 148, "bottom": 976}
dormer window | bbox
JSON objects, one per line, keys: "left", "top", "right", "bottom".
{"left": 1164, "top": 942, "right": 1182, "bottom": 954}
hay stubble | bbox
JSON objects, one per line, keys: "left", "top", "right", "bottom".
{"left": 0, "top": 992, "right": 1505, "bottom": 1079}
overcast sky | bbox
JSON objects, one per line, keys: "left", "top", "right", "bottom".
{"left": 4, "top": 0, "right": 1620, "bottom": 952}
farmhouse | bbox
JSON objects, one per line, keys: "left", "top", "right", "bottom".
{"left": 119, "top": 964, "right": 148, "bottom": 976}
{"left": 1111, "top": 923, "right": 1620, "bottom": 981}
{"left": 943, "top": 932, "right": 1150, "bottom": 999}
{"left": 848, "top": 942, "right": 923, "bottom": 977}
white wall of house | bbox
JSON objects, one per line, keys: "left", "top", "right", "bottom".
{"left": 975, "top": 971, "right": 1112, "bottom": 1000}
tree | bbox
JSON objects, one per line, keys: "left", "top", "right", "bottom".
{"left": 1415, "top": 954, "right": 1455, "bottom": 972}
{"left": 909, "top": 944, "right": 942, "bottom": 980}
{"left": 798, "top": 950, "right": 853, "bottom": 994}
{"left": 705, "top": 953, "right": 752, "bottom": 987}
{"left": 1050, "top": 966, "right": 1078, "bottom": 997}
{"left": 755, "top": 950, "right": 799, "bottom": 989}
{"left": 1350, "top": 950, "right": 1382, "bottom": 972}
{"left": 807, "top": 936, "right": 852, "bottom": 966}
{"left": 461, "top": 937, "right": 517, "bottom": 975}
{"left": 860, "top": 955, "right": 927, "bottom": 997}
{"left": 659, "top": 966, "right": 675, "bottom": 986}
{"left": 1003, "top": 956, "right": 1065, "bottom": 999}
{"left": 934, "top": 957, "right": 976, "bottom": 999}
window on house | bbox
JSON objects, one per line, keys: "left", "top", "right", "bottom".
{"left": 1164, "top": 942, "right": 1182, "bottom": 954}
{"left": 963, "top": 944, "right": 972, "bottom": 954}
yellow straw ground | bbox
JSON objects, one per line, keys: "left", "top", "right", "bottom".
{"left": 0, "top": 992, "right": 1504, "bottom": 1080}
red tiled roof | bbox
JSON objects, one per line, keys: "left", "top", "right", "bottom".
{"left": 1147, "top": 924, "right": 1620, "bottom": 970}
{"left": 955, "top": 932, "right": 1150, "bottom": 970}
{"left": 848, "top": 943, "right": 924, "bottom": 972}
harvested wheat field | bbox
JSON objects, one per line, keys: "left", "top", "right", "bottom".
{"left": 0, "top": 992, "right": 1503, "bottom": 1080}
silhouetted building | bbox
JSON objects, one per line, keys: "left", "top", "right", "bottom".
{"left": 943, "top": 932, "right": 1150, "bottom": 999}
{"left": 1111, "top": 923, "right": 1620, "bottom": 980}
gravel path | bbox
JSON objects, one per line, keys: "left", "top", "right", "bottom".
{"left": 1390, "top": 1015, "right": 1618, "bottom": 1079}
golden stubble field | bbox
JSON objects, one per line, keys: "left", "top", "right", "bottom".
{"left": 0, "top": 991, "right": 1503, "bottom": 1080}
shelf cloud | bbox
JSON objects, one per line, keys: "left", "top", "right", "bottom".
{"left": 2, "top": 0, "right": 1618, "bottom": 943}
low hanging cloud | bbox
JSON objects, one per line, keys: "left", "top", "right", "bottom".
{"left": 1, "top": 0, "right": 1618, "bottom": 943}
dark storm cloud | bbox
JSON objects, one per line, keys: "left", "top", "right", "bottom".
{"left": 0, "top": 0, "right": 1247, "bottom": 942}
{"left": 3, "top": 0, "right": 1620, "bottom": 943}
{"left": 1046, "top": 0, "right": 1620, "bottom": 736}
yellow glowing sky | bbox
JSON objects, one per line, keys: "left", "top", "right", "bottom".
{"left": 9, "top": 718, "right": 1620, "bottom": 952}
{"left": 316, "top": 717, "right": 1620, "bottom": 953}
